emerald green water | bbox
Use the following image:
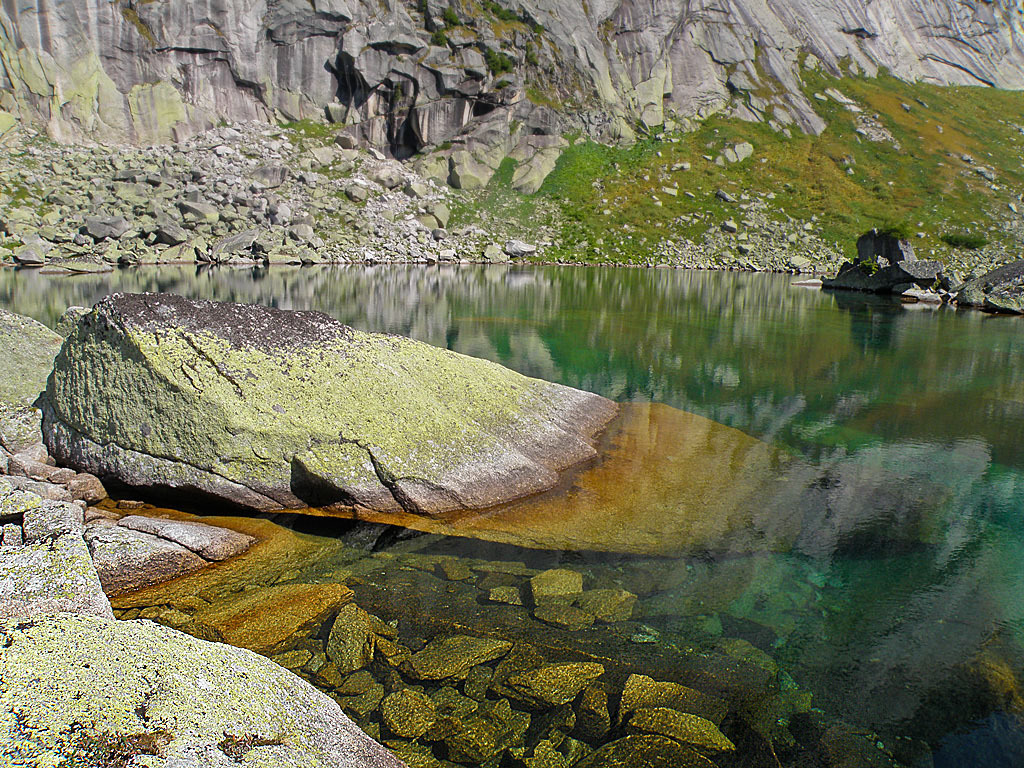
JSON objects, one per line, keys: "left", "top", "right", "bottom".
{"left": 5, "top": 263, "right": 1024, "bottom": 765}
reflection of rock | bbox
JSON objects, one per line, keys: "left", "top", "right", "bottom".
{"left": 43, "top": 293, "right": 615, "bottom": 515}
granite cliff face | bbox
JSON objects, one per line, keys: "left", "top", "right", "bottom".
{"left": 1, "top": 0, "right": 1023, "bottom": 152}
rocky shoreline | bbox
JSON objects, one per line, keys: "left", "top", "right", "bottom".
{"left": 3, "top": 119, "right": 1016, "bottom": 283}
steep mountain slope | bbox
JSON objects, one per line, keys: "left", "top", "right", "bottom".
{"left": 1, "top": 0, "right": 1023, "bottom": 152}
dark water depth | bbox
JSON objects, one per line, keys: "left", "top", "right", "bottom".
{"left": 5, "top": 263, "right": 1024, "bottom": 765}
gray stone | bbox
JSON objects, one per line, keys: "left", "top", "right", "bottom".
{"left": 345, "top": 184, "right": 369, "bottom": 202}
{"left": 369, "top": 166, "right": 403, "bottom": 189}
{"left": 84, "top": 522, "right": 209, "bottom": 595}
{"left": 118, "top": 515, "right": 254, "bottom": 560}
{"left": 209, "top": 228, "right": 260, "bottom": 260}
{"left": 504, "top": 240, "right": 537, "bottom": 258}
{"left": 67, "top": 472, "right": 106, "bottom": 503}
{"left": 957, "top": 260, "right": 1024, "bottom": 312}
{"left": 253, "top": 164, "right": 289, "bottom": 188}
{"left": 178, "top": 200, "right": 220, "bottom": 223}
{"left": 155, "top": 221, "right": 189, "bottom": 245}
{"left": 13, "top": 242, "right": 46, "bottom": 265}
{"left": 83, "top": 216, "right": 130, "bottom": 241}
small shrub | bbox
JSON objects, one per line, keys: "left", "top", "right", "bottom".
{"left": 485, "top": 48, "right": 515, "bottom": 75}
{"left": 876, "top": 221, "right": 913, "bottom": 240}
{"left": 430, "top": 28, "right": 449, "bottom": 46}
{"left": 941, "top": 231, "right": 989, "bottom": 250}
{"left": 441, "top": 6, "right": 460, "bottom": 27}
{"left": 525, "top": 43, "right": 539, "bottom": 66}
{"left": 483, "top": 0, "right": 519, "bottom": 22}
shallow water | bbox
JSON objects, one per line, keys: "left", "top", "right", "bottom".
{"left": 6, "top": 263, "right": 1024, "bottom": 765}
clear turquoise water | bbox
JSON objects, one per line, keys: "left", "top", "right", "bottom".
{"left": 5, "top": 263, "right": 1024, "bottom": 764}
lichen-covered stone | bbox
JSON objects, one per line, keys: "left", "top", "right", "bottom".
{"left": 504, "top": 663, "right": 605, "bottom": 709}
{"left": 0, "top": 308, "right": 62, "bottom": 453}
{"left": 626, "top": 707, "right": 735, "bottom": 755}
{"left": 327, "top": 603, "right": 379, "bottom": 675}
{"left": 407, "top": 635, "right": 513, "bottom": 681}
{"left": 42, "top": 294, "right": 616, "bottom": 516}
{"left": 84, "top": 522, "right": 209, "bottom": 595}
{"left": 0, "top": 532, "right": 112, "bottom": 620}
{"left": 618, "top": 674, "right": 728, "bottom": 727}
{"left": 381, "top": 689, "right": 439, "bottom": 738}
{"left": 0, "top": 614, "right": 407, "bottom": 768}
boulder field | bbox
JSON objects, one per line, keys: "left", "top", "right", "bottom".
{"left": 41, "top": 293, "right": 617, "bottom": 515}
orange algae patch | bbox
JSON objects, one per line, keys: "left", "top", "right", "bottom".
{"left": 320, "top": 402, "right": 804, "bottom": 556}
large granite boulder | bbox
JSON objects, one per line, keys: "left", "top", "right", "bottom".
{"left": 41, "top": 293, "right": 616, "bottom": 515}
{"left": 0, "top": 613, "right": 407, "bottom": 768}
{"left": 823, "top": 229, "right": 943, "bottom": 294}
{"left": 956, "top": 260, "right": 1024, "bottom": 313}
{"left": 0, "top": 309, "right": 62, "bottom": 453}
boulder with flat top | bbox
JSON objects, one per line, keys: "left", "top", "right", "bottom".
{"left": 41, "top": 294, "right": 617, "bottom": 516}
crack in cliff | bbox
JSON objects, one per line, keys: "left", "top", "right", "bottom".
{"left": 920, "top": 52, "right": 995, "bottom": 86}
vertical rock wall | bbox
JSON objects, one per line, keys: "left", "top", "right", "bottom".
{"left": 1, "top": 0, "right": 1023, "bottom": 149}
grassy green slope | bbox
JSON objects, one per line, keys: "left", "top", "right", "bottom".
{"left": 457, "top": 72, "right": 1024, "bottom": 270}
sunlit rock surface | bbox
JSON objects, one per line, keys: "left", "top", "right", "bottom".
{"left": 41, "top": 293, "right": 616, "bottom": 516}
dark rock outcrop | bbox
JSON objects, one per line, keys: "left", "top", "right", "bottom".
{"left": 41, "top": 293, "right": 616, "bottom": 515}
{"left": 956, "top": 260, "right": 1024, "bottom": 313}
{"left": 823, "top": 229, "right": 942, "bottom": 294}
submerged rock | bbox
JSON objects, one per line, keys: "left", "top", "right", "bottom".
{"left": 626, "top": 707, "right": 735, "bottom": 755}
{"left": 504, "top": 662, "right": 606, "bottom": 708}
{"left": 407, "top": 635, "right": 513, "bottom": 681}
{"left": 0, "top": 613, "right": 406, "bottom": 768}
{"left": 42, "top": 294, "right": 616, "bottom": 515}
{"left": 575, "top": 734, "right": 716, "bottom": 767}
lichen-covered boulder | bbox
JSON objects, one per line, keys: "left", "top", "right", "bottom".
{"left": 0, "top": 613, "right": 407, "bottom": 768}
{"left": 41, "top": 293, "right": 617, "bottom": 514}
{"left": 0, "top": 308, "right": 62, "bottom": 453}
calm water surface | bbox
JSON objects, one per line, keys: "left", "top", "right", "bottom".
{"left": 4, "top": 264, "right": 1024, "bottom": 766}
